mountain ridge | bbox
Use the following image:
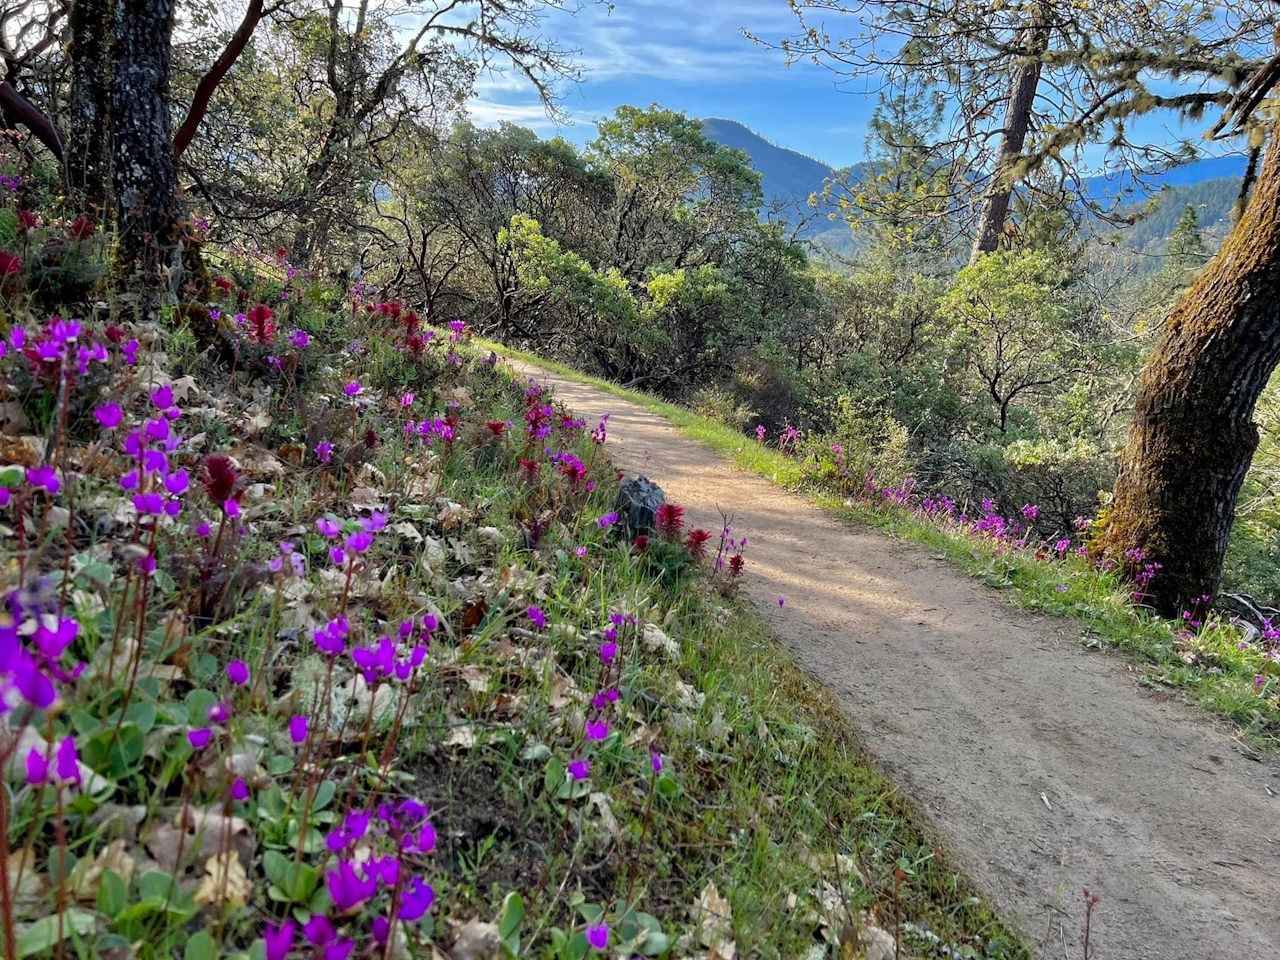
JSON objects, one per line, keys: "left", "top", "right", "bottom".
{"left": 702, "top": 116, "right": 1246, "bottom": 247}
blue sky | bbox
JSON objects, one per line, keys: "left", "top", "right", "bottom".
{"left": 468, "top": 0, "right": 879, "bottom": 168}
{"left": 467, "top": 0, "right": 1241, "bottom": 174}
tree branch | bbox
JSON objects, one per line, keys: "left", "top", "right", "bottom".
{"left": 173, "top": 0, "right": 266, "bottom": 159}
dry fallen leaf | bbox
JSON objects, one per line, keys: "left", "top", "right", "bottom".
{"left": 146, "top": 805, "right": 256, "bottom": 873}
{"left": 193, "top": 850, "right": 252, "bottom": 908}
{"left": 6, "top": 847, "right": 48, "bottom": 909}
{"left": 696, "top": 883, "right": 737, "bottom": 960}
{"left": 69, "top": 839, "right": 136, "bottom": 902}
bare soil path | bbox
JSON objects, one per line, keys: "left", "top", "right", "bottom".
{"left": 515, "top": 361, "right": 1280, "bottom": 959}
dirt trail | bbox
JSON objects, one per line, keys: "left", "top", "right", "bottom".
{"left": 514, "top": 361, "right": 1280, "bottom": 959}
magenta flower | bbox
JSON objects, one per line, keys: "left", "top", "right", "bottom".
{"left": 586, "top": 923, "right": 609, "bottom": 951}
{"left": 324, "top": 941, "right": 354, "bottom": 960}
{"left": 188, "top": 728, "right": 212, "bottom": 750}
{"left": 598, "top": 511, "right": 618, "bottom": 529}
{"left": 26, "top": 465, "right": 60, "bottom": 496}
{"left": 226, "top": 660, "right": 249, "bottom": 685}
{"left": 95, "top": 403, "right": 122, "bottom": 430}
{"left": 326, "top": 859, "right": 377, "bottom": 911}
{"left": 264, "top": 921, "right": 296, "bottom": 960}
{"left": 398, "top": 876, "right": 435, "bottom": 921}
{"left": 325, "top": 810, "right": 372, "bottom": 853}
{"left": 150, "top": 385, "right": 174, "bottom": 409}
{"left": 316, "top": 517, "right": 341, "bottom": 537}
{"left": 290, "top": 329, "right": 310, "bottom": 349}
{"left": 651, "top": 749, "right": 663, "bottom": 773}
{"left": 164, "top": 469, "right": 190, "bottom": 496}
{"left": 343, "top": 381, "right": 362, "bottom": 397}
{"left": 231, "top": 778, "right": 250, "bottom": 801}
{"left": 133, "top": 492, "right": 164, "bottom": 515}
{"left": 344, "top": 530, "right": 373, "bottom": 553}
{"left": 585, "top": 718, "right": 610, "bottom": 741}
{"left": 527, "top": 606, "right": 546, "bottom": 630}
{"left": 223, "top": 499, "right": 240, "bottom": 518}
{"left": 55, "top": 736, "right": 80, "bottom": 785}
{"left": 289, "top": 714, "right": 309, "bottom": 744}
{"left": 569, "top": 758, "right": 590, "bottom": 781}
{"left": 304, "top": 915, "right": 335, "bottom": 946}
{"left": 25, "top": 747, "right": 49, "bottom": 785}
{"left": 207, "top": 702, "right": 230, "bottom": 724}
{"left": 329, "top": 546, "right": 346, "bottom": 566}
{"left": 315, "top": 440, "right": 333, "bottom": 464}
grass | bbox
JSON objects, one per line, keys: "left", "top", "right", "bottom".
{"left": 485, "top": 340, "right": 1280, "bottom": 751}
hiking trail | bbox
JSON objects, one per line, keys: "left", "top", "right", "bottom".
{"left": 513, "top": 360, "right": 1280, "bottom": 960}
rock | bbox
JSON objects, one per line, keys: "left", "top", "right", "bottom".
{"left": 450, "top": 920, "right": 502, "bottom": 960}
{"left": 858, "top": 918, "right": 896, "bottom": 960}
{"left": 614, "top": 476, "right": 665, "bottom": 539}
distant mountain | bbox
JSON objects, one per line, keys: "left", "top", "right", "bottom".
{"left": 701, "top": 119, "right": 836, "bottom": 234}
{"left": 701, "top": 117, "right": 1248, "bottom": 254}
{"left": 1083, "top": 156, "right": 1249, "bottom": 200}
{"left": 1110, "top": 176, "right": 1240, "bottom": 261}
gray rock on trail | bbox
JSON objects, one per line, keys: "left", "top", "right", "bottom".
{"left": 614, "top": 475, "right": 665, "bottom": 539}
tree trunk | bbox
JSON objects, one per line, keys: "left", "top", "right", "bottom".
{"left": 969, "top": 31, "right": 1044, "bottom": 262}
{"left": 67, "top": 0, "right": 113, "bottom": 214}
{"left": 1102, "top": 125, "right": 1280, "bottom": 615}
{"left": 110, "top": 0, "right": 181, "bottom": 314}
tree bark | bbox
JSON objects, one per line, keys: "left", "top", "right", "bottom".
{"left": 110, "top": 0, "right": 181, "bottom": 314}
{"left": 969, "top": 28, "right": 1044, "bottom": 262}
{"left": 1102, "top": 123, "right": 1280, "bottom": 615}
{"left": 67, "top": 0, "right": 113, "bottom": 213}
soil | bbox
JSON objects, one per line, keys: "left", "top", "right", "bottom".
{"left": 514, "top": 361, "right": 1280, "bottom": 960}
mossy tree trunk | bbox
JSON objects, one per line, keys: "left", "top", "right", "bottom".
{"left": 1102, "top": 124, "right": 1280, "bottom": 615}
{"left": 109, "top": 0, "right": 181, "bottom": 315}
{"left": 67, "top": 0, "right": 113, "bottom": 214}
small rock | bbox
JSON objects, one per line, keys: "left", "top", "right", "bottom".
{"left": 614, "top": 476, "right": 664, "bottom": 538}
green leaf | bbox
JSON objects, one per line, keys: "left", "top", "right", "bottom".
{"left": 17, "top": 910, "right": 96, "bottom": 957}
{"left": 312, "top": 779, "right": 336, "bottom": 811}
{"left": 543, "top": 756, "right": 564, "bottom": 794}
{"left": 498, "top": 891, "right": 524, "bottom": 939}
{"left": 185, "top": 688, "right": 217, "bottom": 725}
{"left": 520, "top": 742, "right": 550, "bottom": 762}
{"left": 185, "top": 931, "right": 219, "bottom": 960}
{"left": 268, "top": 755, "right": 294, "bottom": 775}
{"left": 139, "top": 870, "right": 178, "bottom": 902}
{"left": 655, "top": 774, "right": 681, "bottom": 798}
{"left": 97, "top": 869, "right": 128, "bottom": 915}
{"left": 124, "top": 701, "right": 158, "bottom": 734}
{"left": 76, "top": 561, "right": 115, "bottom": 588}
{"left": 554, "top": 777, "right": 591, "bottom": 801}
{"left": 262, "top": 850, "right": 290, "bottom": 888}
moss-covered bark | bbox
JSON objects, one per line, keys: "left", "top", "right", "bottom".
{"left": 109, "top": 0, "right": 180, "bottom": 316}
{"left": 67, "top": 0, "right": 113, "bottom": 213}
{"left": 1102, "top": 125, "right": 1280, "bottom": 614}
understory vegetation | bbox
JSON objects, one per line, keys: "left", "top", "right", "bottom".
{"left": 0, "top": 221, "right": 1031, "bottom": 957}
